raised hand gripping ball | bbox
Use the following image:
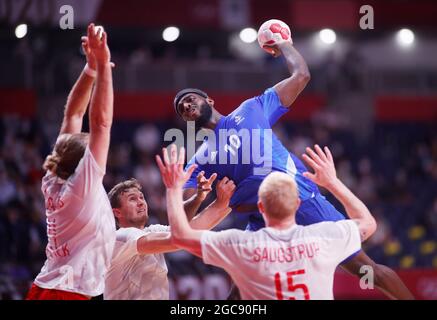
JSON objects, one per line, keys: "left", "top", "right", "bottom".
{"left": 257, "top": 19, "right": 292, "bottom": 54}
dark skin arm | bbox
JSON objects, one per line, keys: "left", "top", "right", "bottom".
{"left": 180, "top": 170, "right": 217, "bottom": 220}
{"left": 183, "top": 188, "right": 204, "bottom": 220}
{"left": 267, "top": 41, "right": 311, "bottom": 108}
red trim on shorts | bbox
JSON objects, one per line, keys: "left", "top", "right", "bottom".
{"left": 25, "top": 283, "right": 90, "bottom": 300}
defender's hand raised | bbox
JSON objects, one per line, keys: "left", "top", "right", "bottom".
{"left": 156, "top": 144, "right": 197, "bottom": 190}
{"left": 196, "top": 171, "right": 217, "bottom": 200}
{"left": 215, "top": 177, "right": 236, "bottom": 209}
{"left": 302, "top": 145, "right": 338, "bottom": 189}
{"left": 87, "top": 23, "right": 111, "bottom": 65}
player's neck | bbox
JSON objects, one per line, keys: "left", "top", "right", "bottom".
{"left": 202, "top": 110, "right": 223, "bottom": 130}
{"left": 119, "top": 221, "right": 146, "bottom": 230}
{"left": 266, "top": 217, "right": 296, "bottom": 230}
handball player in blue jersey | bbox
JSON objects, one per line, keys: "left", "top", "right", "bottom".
{"left": 172, "top": 38, "right": 413, "bottom": 299}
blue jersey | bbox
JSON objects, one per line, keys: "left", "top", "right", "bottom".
{"left": 184, "top": 87, "right": 319, "bottom": 209}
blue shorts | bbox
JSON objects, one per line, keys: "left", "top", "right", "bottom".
{"left": 244, "top": 193, "right": 361, "bottom": 263}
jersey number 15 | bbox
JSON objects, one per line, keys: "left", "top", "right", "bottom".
{"left": 274, "top": 269, "right": 310, "bottom": 300}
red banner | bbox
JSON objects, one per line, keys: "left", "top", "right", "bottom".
{"left": 376, "top": 96, "right": 437, "bottom": 122}
{"left": 113, "top": 91, "right": 325, "bottom": 121}
{"left": 335, "top": 268, "right": 437, "bottom": 300}
{"left": 97, "top": 0, "right": 220, "bottom": 28}
{"left": 0, "top": 89, "right": 36, "bottom": 117}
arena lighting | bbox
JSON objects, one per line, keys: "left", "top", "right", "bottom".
{"left": 162, "top": 26, "right": 180, "bottom": 42}
{"left": 319, "top": 28, "right": 336, "bottom": 45}
{"left": 397, "top": 28, "right": 415, "bottom": 47}
{"left": 15, "top": 24, "right": 27, "bottom": 39}
{"left": 239, "top": 27, "right": 257, "bottom": 43}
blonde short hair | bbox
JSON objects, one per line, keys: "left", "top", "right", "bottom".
{"left": 258, "top": 172, "right": 300, "bottom": 220}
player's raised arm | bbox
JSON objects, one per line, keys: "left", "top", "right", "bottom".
{"left": 136, "top": 177, "right": 234, "bottom": 255}
{"left": 87, "top": 24, "right": 114, "bottom": 170}
{"left": 273, "top": 41, "right": 310, "bottom": 107}
{"left": 59, "top": 35, "right": 97, "bottom": 135}
{"left": 156, "top": 145, "right": 205, "bottom": 258}
{"left": 302, "top": 145, "right": 377, "bottom": 241}
{"left": 259, "top": 20, "right": 310, "bottom": 108}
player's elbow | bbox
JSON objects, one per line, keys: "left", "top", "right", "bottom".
{"left": 361, "top": 218, "right": 377, "bottom": 242}
{"left": 368, "top": 217, "right": 377, "bottom": 238}
{"left": 171, "top": 233, "right": 190, "bottom": 250}
{"left": 90, "top": 117, "right": 112, "bottom": 132}
{"left": 170, "top": 234, "right": 179, "bottom": 247}
{"left": 170, "top": 228, "right": 186, "bottom": 245}
{"left": 296, "top": 70, "right": 311, "bottom": 86}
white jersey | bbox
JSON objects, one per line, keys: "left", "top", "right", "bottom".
{"left": 201, "top": 220, "right": 361, "bottom": 300}
{"left": 34, "top": 147, "right": 116, "bottom": 297}
{"left": 104, "top": 224, "right": 170, "bottom": 300}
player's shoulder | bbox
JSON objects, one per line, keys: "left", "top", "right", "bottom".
{"left": 303, "top": 220, "right": 357, "bottom": 239}
{"left": 116, "top": 227, "right": 146, "bottom": 242}
{"left": 229, "top": 89, "right": 273, "bottom": 116}
{"left": 41, "top": 171, "right": 62, "bottom": 194}
{"left": 42, "top": 170, "right": 56, "bottom": 183}
{"left": 144, "top": 224, "right": 170, "bottom": 233}
{"left": 233, "top": 87, "right": 278, "bottom": 112}
{"left": 203, "top": 228, "right": 248, "bottom": 245}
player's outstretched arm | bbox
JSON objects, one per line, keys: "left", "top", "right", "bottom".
{"left": 302, "top": 145, "right": 377, "bottom": 241}
{"left": 135, "top": 175, "right": 235, "bottom": 255}
{"left": 156, "top": 145, "right": 204, "bottom": 258}
{"left": 87, "top": 23, "right": 113, "bottom": 170}
{"left": 269, "top": 41, "right": 310, "bottom": 108}
{"left": 59, "top": 35, "right": 97, "bottom": 135}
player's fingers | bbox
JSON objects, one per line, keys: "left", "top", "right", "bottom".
{"left": 324, "top": 146, "right": 334, "bottom": 163}
{"left": 178, "top": 146, "right": 186, "bottom": 165}
{"left": 207, "top": 173, "right": 217, "bottom": 185}
{"left": 303, "top": 172, "right": 316, "bottom": 181}
{"left": 110, "top": 62, "right": 115, "bottom": 68}
{"left": 81, "top": 37, "right": 89, "bottom": 50}
{"left": 186, "top": 164, "right": 197, "bottom": 179}
{"left": 155, "top": 155, "right": 166, "bottom": 174}
{"left": 102, "top": 31, "right": 107, "bottom": 45}
{"left": 302, "top": 154, "right": 320, "bottom": 171}
{"left": 227, "top": 180, "right": 236, "bottom": 191}
{"left": 177, "top": 146, "right": 185, "bottom": 172}
{"left": 197, "top": 171, "right": 205, "bottom": 182}
{"left": 314, "top": 144, "right": 328, "bottom": 162}
{"left": 88, "top": 24, "right": 95, "bottom": 40}
{"left": 221, "top": 177, "right": 229, "bottom": 184}
{"left": 162, "top": 147, "right": 170, "bottom": 166}
{"left": 87, "top": 27, "right": 92, "bottom": 42}
{"left": 88, "top": 23, "right": 93, "bottom": 36}
{"left": 305, "top": 147, "right": 323, "bottom": 166}
{"left": 169, "top": 144, "right": 177, "bottom": 164}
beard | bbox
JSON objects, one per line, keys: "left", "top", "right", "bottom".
{"left": 195, "top": 100, "right": 213, "bottom": 128}
{"left": 128, "top": 213, "right": 148, "bottom": 228}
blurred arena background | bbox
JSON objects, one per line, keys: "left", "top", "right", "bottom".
{"left": 0, "top": 0, "right": 436, "bottom": 299}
